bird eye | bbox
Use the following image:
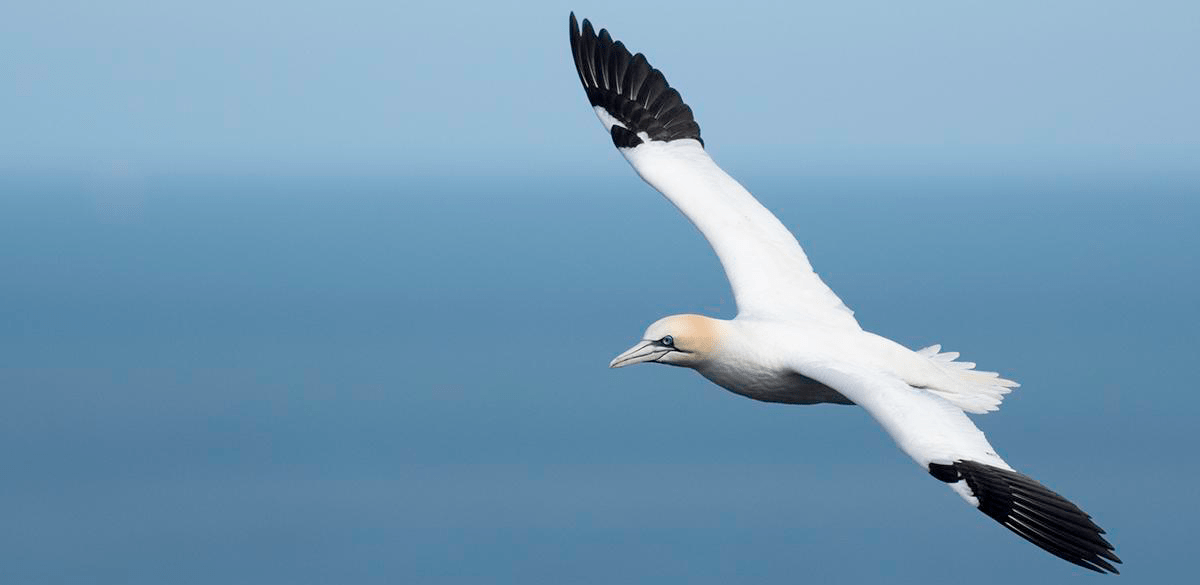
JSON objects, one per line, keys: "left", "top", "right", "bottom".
{"left": 660, "top": 335, "right": 674, "bottom": 346}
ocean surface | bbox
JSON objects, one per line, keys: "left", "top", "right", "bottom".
{"left": 2, "top": 171, "right": 1197, "bottom": 584}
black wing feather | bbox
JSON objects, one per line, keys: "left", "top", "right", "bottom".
{"left": 596, "top": 28, "right": 613, "bottom": 90}
{"left": 568, "top": 13, "right": 703, "bottom": 148}
{"left": 626, "top": 53, "right": 650, "bottom": 101}
{"left": 930, "top": 460, "right": 1121, "bottom": 574}
{"left": 612, "top": 41, "right": 631, "bottom": 94}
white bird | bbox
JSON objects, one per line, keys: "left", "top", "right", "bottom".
{"left": 569, "top": 14, "right": 1120, "bottom": 574}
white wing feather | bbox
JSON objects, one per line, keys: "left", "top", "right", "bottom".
{"left": 794, "top": 358, "right": 1012, "bottom": 500}
{"left": 616, "top": 136, "right": 860, "bottom": 329}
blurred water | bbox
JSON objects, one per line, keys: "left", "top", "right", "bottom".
{"left": 1, "top": 172, "right": 1196, "bottom": 583}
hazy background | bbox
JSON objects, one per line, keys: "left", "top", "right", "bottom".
{"left": 2, "top": 1, "right": 1197, "bottom": 583}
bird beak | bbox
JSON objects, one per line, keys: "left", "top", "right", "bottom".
{"left": 609, "top": 340, "right": 670, "bottom": 368}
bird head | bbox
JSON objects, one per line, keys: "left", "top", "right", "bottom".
{"left": 609, "top": 314, "right": 723, "bottom": 369}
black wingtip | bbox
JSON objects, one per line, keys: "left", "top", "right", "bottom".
{"left": 931, "top": 461, "right": 1121, "bottom": 574}
{"left": 567, "top": 13, "right": 703, "bottom": 148}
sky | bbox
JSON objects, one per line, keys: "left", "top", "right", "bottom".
{"left": 2, "top": 0, "right": 1198, "bottom": 177}
{"left": 2, "top": 1, "right": 1199, "bottom": 584}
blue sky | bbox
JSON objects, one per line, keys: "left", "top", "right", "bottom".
{"left": 2, "top": 1, "right": 1198, "bottom": 584}
{"left": 2, "top": 1, "right": 1197, "bottom": 177}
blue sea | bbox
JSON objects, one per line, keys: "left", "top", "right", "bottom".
{"left": 1, "top": 170, "right": 1196, "bottom": 584}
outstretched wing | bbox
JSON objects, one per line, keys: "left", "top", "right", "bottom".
{"left": 796, "top": 359, "right": 1121, "bottom": 573}
{"left": 568, "top": 14, "right": 859, "bottom": 329}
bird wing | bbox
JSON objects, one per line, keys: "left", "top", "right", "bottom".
{"left": 795, "top": 359, "right": 1121, "bottom": 573}
{"left": 568, "top": 14, "right": 859, "bottom": 329}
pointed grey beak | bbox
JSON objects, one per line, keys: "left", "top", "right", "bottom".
{"left": 609, "top": 340, "right": 670, "bottom": 368}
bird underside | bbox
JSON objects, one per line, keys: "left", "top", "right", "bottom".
{"left": 771, "top": 371, "right": 855, "bottom": 405}
{"left": 701, "top": 366, "right": 854, "bottom": 406}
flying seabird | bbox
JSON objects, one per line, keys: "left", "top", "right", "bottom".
{"left": 568, "top": 13, "right": 1121, "bottom": 574}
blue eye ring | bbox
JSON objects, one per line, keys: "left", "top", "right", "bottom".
{"left": 660, "top": 335, "right": 674, "bottom": 346}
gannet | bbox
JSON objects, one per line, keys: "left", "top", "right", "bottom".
{"left": 568, "top": 13, "right": 1120, "bottom": 574}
